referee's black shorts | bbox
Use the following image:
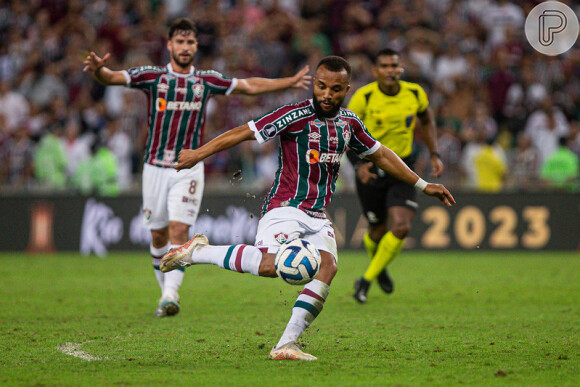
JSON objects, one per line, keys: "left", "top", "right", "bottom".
{"left": 355, "top": 155, "right": 418, "bottom": 225}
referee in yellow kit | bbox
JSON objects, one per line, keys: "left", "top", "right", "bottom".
{"left": 347, "top": 48, "right": 443, "bottom": 303}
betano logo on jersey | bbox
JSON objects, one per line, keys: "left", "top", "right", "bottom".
{"left": 156, "top": 98, "right": 202, "bottom": 112}
{"left": 306, "top": 149, "right": 340, "bottom": 164}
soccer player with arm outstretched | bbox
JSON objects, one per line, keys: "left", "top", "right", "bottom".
{"left": 83, "top": 18, "right": 311, "bottom": 318}
{"left": 158, "top": 56, "right": 454, "bottom": 361}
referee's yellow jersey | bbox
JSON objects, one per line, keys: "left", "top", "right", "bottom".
{"left": 347, "top": 80, "right": 428, "bottom": 158}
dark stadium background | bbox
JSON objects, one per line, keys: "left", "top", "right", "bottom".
{"left": 0, "top": 0, "right": 577, "bottom": 251}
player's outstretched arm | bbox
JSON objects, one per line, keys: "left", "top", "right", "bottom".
{"left": 367, "top": 145, "right": 455, "bottom": 207}
{"left": 175, "top": 124, "right": 255, "bottom": 171}
{"left": 233, "top": 66, "right": 312, "bottom": 95}
{"left": 83, "top": 52, "right": 127, "bottom": 86}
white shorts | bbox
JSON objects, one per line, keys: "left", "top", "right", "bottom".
{"left": 141, "top": 162, "right": 205, "bottom": 230}
{"left": 255, "top": 207, "right": 338, "bottom": 262}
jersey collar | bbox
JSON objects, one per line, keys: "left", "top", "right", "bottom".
{"left": 167, "top": 63, "right": 195, "bottom": 77}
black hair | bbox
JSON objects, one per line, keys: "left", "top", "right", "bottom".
{"left": 375, "top": 48, "right": 399, "bottom": 63}
{"left": 168, "top": 18, "right": 197, "bottom": 39}
{"left": 316, "top": 56, "right": 351, "bottom": 80}
{"left": 559, "top": 136, "right": 568, "bottom": 147}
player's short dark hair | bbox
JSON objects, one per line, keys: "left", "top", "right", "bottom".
{"left": 375, "top": 48, "right": 399, "bottom": 63}
{"left": 168, "top": 18, "right": 197, "bottom": 39}
{"left": 316, "top": 56, "right": 351, "bottom": 80}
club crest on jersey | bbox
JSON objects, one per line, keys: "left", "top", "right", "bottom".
{"left": 342, "top": 130, "right": 351, "bottom": 142}
{"left": 306, "top": 149, "right": 340, "bottom": 164}
{"left": 261, "top": 123, "right": 277, "bottom": 138}
{"left": 308, "top": 132, "right": 321, "bottom": 143}
{"left": 191, "top": 84, "right": 204, "bottom": 97}
{"left": 274, "top": 232, "right": 288, "bottom": 244}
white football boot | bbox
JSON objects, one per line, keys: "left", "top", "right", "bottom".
{"left": 269, "top": 342, "right": 317, "bottom": 361}
{"left": 155, "top": 290, "right": 180, "bottom": 317}
{"left": 160, "top": 234, "right": 209, "bottom": 273}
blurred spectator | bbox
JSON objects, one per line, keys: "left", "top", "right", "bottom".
{"left": 508, "top": 132, "right": 540, "bottom": 191}
{"left": 1, "top": 122, "right": 34, "bottom": 189}
{"left": 486, "top": 47, "right": 514, "bottom": 127}
{"left": 473, "top": 137, "right": 508, "bottom": 192}
{"left": 19, "top": 62, "right": 67, "bottom": 108}
{"left": 540, "top": 136, "right": 579, "bottom": 192}
{"left": 524, "top": 96, "right": 570, "bottom": 164}
{"left": 104, "top": 117, "right": 132, "bottom": 190}
{"left": 62, "top": 118, "right": 91, "bottom": 180}
{"left": 72, "top": 137, "right": 120, "bottom": 197}
{"left": 34, "top": 126, "right": 67, "bottom": 190}
{"left": 0, "top": 80, "right": 29, "bottom": 134}
{"left": 459, "top": 103, "right": 498, "bottom": 144}
{"left": 480, "top": 0, "right": 525, "bottom": 49}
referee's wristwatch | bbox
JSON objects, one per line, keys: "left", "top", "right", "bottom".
{"left": 430, "top": 151, "right": 441, "bottom": 158}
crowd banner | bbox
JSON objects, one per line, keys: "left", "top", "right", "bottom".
{"left": 0, "top": 192, "right": 578, "bottom": 254}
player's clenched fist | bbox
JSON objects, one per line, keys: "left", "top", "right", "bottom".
{"left": 175, "top": 149, "right": 201, "bottom": 171}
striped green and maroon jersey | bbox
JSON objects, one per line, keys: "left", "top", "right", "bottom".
{"left": 123, "top": 63, "right": 236, "bottom": 168}
{"left": 248, "top": 99, "right": 380, "bottom": 219}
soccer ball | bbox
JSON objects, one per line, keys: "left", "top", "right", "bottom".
{"left": 274, "top": 238, "right": 321, "bottom": 285}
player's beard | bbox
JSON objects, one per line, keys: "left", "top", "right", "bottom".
{"left": 173, "top": 52, "right": 193, "bottom": 68}
{"left": 312, "top": 95, "right": 341, "bottom": 118}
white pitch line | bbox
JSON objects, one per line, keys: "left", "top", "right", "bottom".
{"left": 56, "top": 342, "right": 103, "bottom": 361}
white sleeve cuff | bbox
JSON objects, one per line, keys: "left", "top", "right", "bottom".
{"left": 121, "top": 70, "right": 131, "bottom": 86}
{"left": 225, "top": 78, "right": 238, "bottom": 96}
{"left": 357, "top": 142, "right": 381, "bottom": 158}
{"left": 248, "top": 120, "right": 265, "bottom": 143}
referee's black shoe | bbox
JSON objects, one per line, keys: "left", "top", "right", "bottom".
{"left": 377, "top": 269, "right": 394, "bottom": 294}
{"left": 353, "top": 277, "right": 371, "bottom": 303}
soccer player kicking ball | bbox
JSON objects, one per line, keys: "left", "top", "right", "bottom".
{"left": 160, "top": 56, "right": 455, "bottom": 361}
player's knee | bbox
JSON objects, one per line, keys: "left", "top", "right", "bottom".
{"left": 317, "top": 254, "right": 337, "bottom": 284}
{"left": 369, "top": 224, "right": 387, "bottom": 242}
{"left": 151, "top": 230, "right": 168, "bottom": 247}
{"left": 391, "top": 221, "right": 411, "bottom": 239}
{"left": 169, "top": 222, "right": 189, "bottom": 244}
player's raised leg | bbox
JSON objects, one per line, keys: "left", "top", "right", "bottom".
{"left": 161, "top": 235, "right": 264, "bottom": 276}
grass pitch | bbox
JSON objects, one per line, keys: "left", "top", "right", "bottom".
{"left": 1, "top": 250, "right": 578, "bottom": 386}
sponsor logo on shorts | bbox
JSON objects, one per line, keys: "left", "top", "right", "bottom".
{"left": 182, "top": 196, "right": 199, "bottom": 205}
{"left": 327, "top": 230, "right": 335, "bottom": 238}
{"left": 274, "top": 232, "right": 288, "bottom": 244}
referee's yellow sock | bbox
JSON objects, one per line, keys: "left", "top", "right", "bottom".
{"left": 363, "top": 232, "right": 404, "bottom": 282}
{"left": 363, "top": 232, "right": 378, "bottom": 259}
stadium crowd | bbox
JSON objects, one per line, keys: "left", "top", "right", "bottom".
{"left": 0, "top": 0, "right": 578, "bottom": 195}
